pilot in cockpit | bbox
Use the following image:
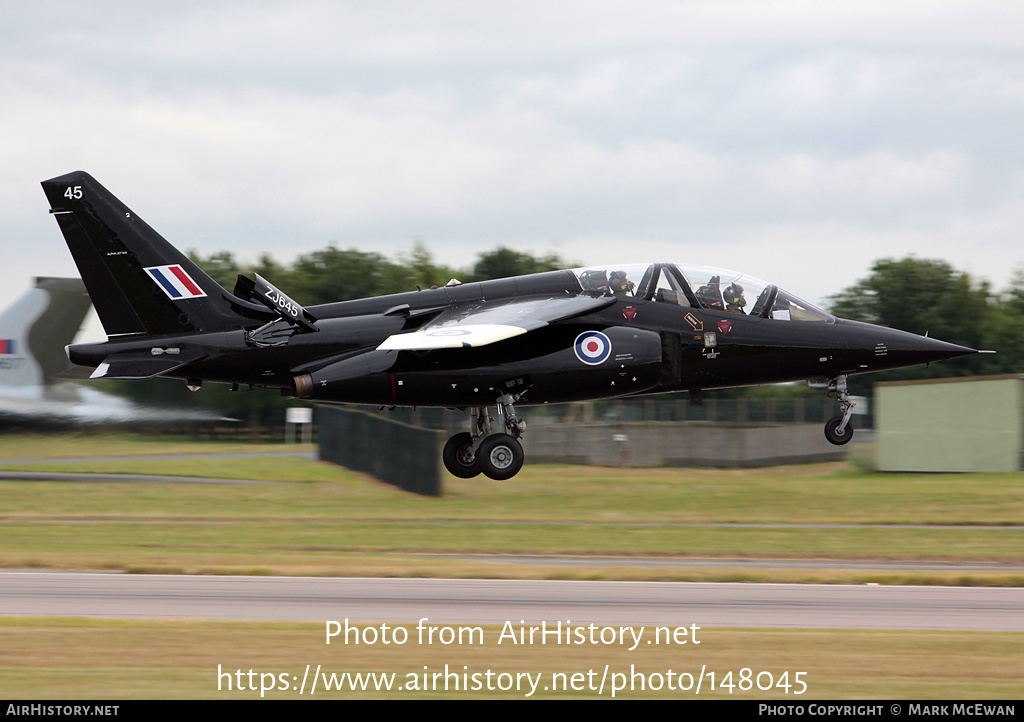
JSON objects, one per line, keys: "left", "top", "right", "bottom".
{"left": 724, "top": 283, "right": 746, "bottom": 313}
{"left": 608, "top": 270, "right": 635, "bottom": 296}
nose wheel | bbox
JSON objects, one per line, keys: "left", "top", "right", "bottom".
{"left": 442, "top": 391, "right": 527, "bottom": 480}
{"left": 811, "top": 375, "right": 856, "bottom": 446}
{"left": 824, "top": 415, "right": 854, "bottom": 445}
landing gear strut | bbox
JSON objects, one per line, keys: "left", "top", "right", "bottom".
{"left": 810, "top": 375, "right": 856, "bottom": 445}
{"left": 442, "top": 391, "right": 526, "bottom": 480}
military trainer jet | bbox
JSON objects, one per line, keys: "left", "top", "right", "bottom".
{"left": 43, "top": 171, "right": 978, "bottom": 480}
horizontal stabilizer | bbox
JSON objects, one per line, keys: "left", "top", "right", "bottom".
{"left": 88, "top": 353, "right": 205, "bottom": 380}
{"left": 52, "top": 364, "right": 99, "bottom": 380}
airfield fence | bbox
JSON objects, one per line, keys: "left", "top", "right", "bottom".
{"left": 315, "top": 399, "right": 850, "bottom": 482}
{"left": 317, "top": 405, "right": 444, "bottom": 496}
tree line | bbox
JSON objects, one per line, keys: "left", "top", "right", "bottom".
{"left": 192, "top": 243, "right": 569, "bottom": 305}
{"left": 826, "top": 257, "right": 1020, "bottom": 394}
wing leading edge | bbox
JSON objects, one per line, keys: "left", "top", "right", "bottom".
{"left": 376, "top": 294, "right": 615, "bottom": 351}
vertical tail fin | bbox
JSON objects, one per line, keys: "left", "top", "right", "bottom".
{"left": 41, "top": 171, "right": 248, "bottom": 337}
{"left": 0, "top": 277, "right": 91, "bottom": 386}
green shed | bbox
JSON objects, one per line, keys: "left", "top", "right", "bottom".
{"left": 876, "top": 375, "right": 1024, "bottom": 472}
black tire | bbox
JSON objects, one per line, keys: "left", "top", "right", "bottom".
{"left": 442, "top": 432, "right": 481, "bottom": 478}
{"left": 824, "top": 416, "right": 854, "bottom": 446}
{"left": 477, "top": 433, "right": 524, "bottom": 481}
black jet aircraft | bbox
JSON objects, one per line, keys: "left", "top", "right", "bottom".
{"left": 42, "top": 171, "right": 979, "bottom": 480}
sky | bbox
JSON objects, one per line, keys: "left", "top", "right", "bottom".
{"left": 2, "top": 0, "right": 1023, "bottom": 327}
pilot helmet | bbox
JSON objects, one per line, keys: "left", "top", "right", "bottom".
{"left": 608, "top": 270, "right": 633, "bottom": 294}
{"left": 724, "top": 283, "right": 746, "bottom": 311}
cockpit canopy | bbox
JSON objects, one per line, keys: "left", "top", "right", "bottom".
{"left": 572, "top": 263, "right": 833, "bottom": 322}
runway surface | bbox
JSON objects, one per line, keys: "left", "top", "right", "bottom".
{"left": 417, "top": 554, "right": 1024, "bottom": 572}
{"left": 2, "top": 571, "right": 1021, "bottom": 630}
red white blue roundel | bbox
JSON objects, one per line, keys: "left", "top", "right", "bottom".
{"left": 574, "top": 331, "right": 612, "bottom": 365}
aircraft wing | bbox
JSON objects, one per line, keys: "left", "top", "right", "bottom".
{"left": 377, "top": 294, "right": 615, "bottom": 351}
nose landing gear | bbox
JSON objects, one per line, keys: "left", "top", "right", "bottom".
{"left": 442, "top": 391, "right": 526, "bottom": 480}
{"left": 824, "top": 415, "right": 853, "bottom": 445}
{"left": 810, "top": 374, "right": 856, "bottom": 446}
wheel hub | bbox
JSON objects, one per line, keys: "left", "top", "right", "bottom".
{"left": 489, "top": 445, "right": 513, "bottom": 469}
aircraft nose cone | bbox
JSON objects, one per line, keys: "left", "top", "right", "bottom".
{"left": 834, "top": 319, "right": 981, "bottom": 372}
{"left": 875, "top": 327, "right": 977, "bottom": 366}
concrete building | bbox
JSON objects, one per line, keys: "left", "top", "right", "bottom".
{"left": 876, "top": 375, "right": 1023, "bottom": 472}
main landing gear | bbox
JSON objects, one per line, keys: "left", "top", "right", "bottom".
{"left": 810, "top": 374, "right": 856, "bottom": 445}
{"left": 442, "top": 392, "right": 526, "bottom": 480}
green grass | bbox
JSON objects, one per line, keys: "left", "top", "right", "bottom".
{"left": 0, "top": 456, "right": 338, "bottom": 483}
{"left": 1, "top": 456, "right": 1022, "bottom": 526}
{"left": 1, "top": 434, "right": 1021, "bottom": 700}
{"left": 0, "top": 433, "right": 299, "bottom": 460}
{"left": 0, "top": 432, "right": 1021, "bottom": 582}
